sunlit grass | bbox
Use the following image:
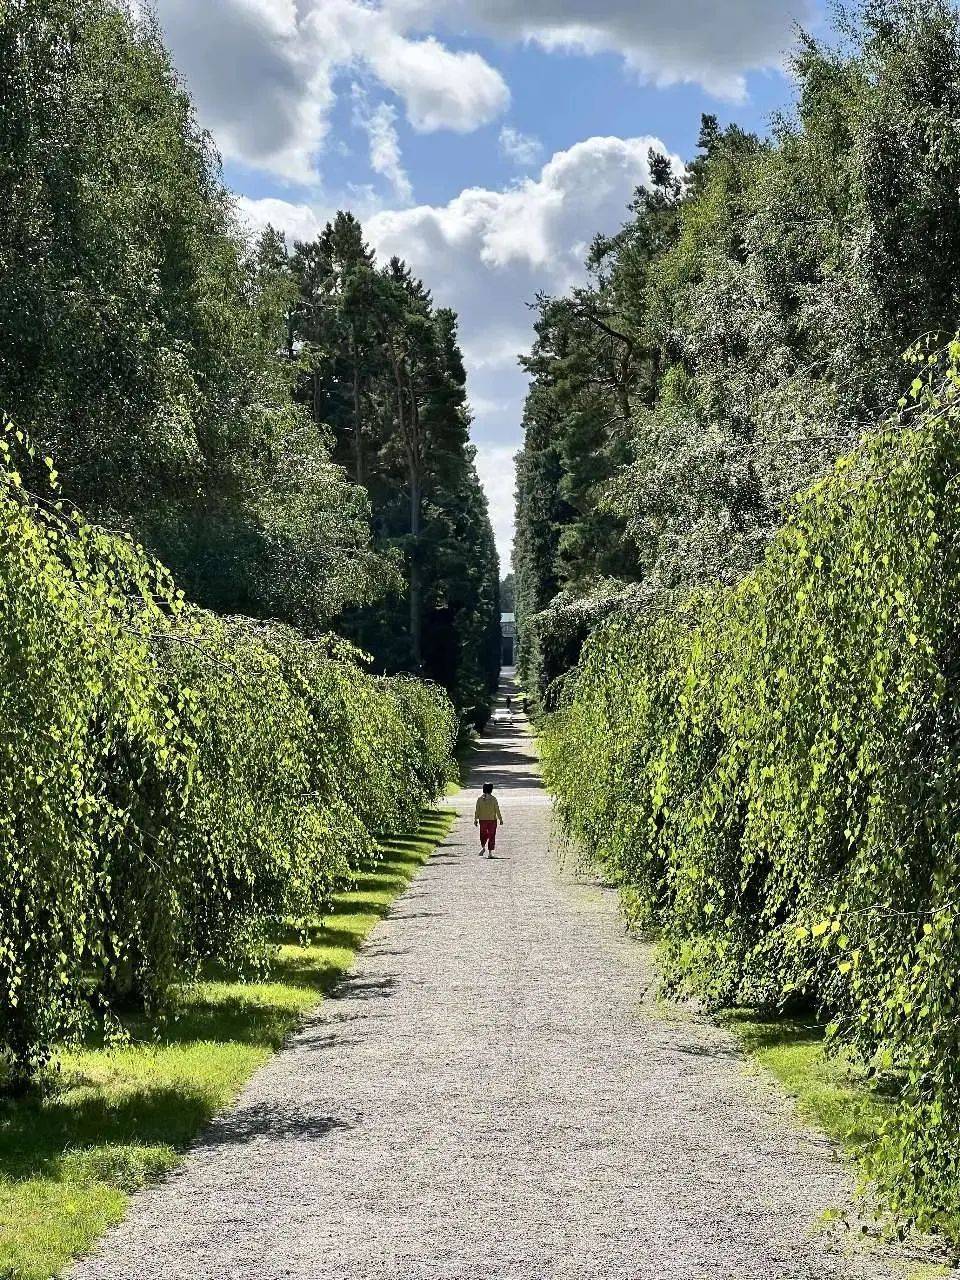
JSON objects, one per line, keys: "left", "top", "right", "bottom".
{"left": 721, "top": 1010, "right": 895, "bottom": 1158}
{"left": 0, "top": 809, "right": 454, "bottom": 1280}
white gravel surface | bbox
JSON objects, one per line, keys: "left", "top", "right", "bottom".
{"left": 72, "top": 679, "right": 896, "bottom": 1280}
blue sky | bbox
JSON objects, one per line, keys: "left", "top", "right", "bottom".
{"left": 151, "top": 0, "right": 827, "bottom": 567}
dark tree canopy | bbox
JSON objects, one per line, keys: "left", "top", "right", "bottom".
{"left": 269, "top": 214, "right": 500, "bottom": 722}
{"left": 0, "top": 0, "right": 394, "bottom": 629}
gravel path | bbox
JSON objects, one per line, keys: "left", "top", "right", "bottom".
{"left": 73, "top": 675, "right": 893, "bottom": 1280}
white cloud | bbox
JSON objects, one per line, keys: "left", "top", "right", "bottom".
{"left": 365, "top": 135, "right": 678, "bottom": 554}
{"left": 461, "top": 329, "right": 531, "bottom": 371}
{"left": 368, "top": 33, "right": 510, "bottom": 132}
{"left": 234, "top": 136, "right": 679, "bottom": 558}
{"left": 151, "top": 0, "right": 809, "bottom": 190}
{"left": 499, "top": 125, "right": 543, "bottom": 167}
{"left": 473, "top": 444, "right": 518, "bottom": 569}
{"left": 234, "top": 195, "right": 325, "bottom": 243}
{"left": 150, "top": 0, "right": 332, "bottom": 183}
{"left": 151, "top": 0, "right": 509, "bottom": 184}
{"left": 386, "top": 0, "right": 814, "bottom": 101}
{"left": 469, "top": 394, "right": 513, "bottom": 417}
{"left": 352, "top": 90, "right": 413, "bottom": 203}
{"left": 366, "top": 134, "right": 675, "bottom": 284}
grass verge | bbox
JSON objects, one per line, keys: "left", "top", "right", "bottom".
{"left": 723, "top": 1013, "right": 960, "bottom": 1268}
{"left": 720, "top": 1010, "right": 896, "bottom": 1162}
{"left": 0, "top": 808, "right": 454, "bottom": 1280}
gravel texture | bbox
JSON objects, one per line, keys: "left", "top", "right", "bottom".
{"left": 72, "top": 679, "right": 895, "bottom": 1280}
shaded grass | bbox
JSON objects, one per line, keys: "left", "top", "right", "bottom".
{"left": 0, "top": 808, "right": 454, "bottom": 1280}
{"left": 720, "top": 1010, "right": 896, "bottom": 1162}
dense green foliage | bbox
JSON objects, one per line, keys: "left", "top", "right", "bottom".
{"left": 0, "top": 431, "right": 456, "bottom": 1080}
{"left": 0, "top": 0, "right": 394, "bottom": 631}
{"left": 0, "top": 0, "right": 499, "bottom": 719}
{"left": 515, "top": 0, "right": 960, "bottom": 708}
{"left": 542, "top": 346, "right": 960, "bottom": 1233}
{"left": 522, "top": 1, "right": 960, "bottom": 1230}
{"left": 254, "top": 215, "right": 500, "bottom": 723}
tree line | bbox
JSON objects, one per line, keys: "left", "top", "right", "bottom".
{"left": 0, "top": 0, "right": 499, "bottom": 727}
{"left": 514, "top": 0, "right": 960, "bottom": 708}
{"left": 526, "top": 0, "right": 960, "bottom": 1239}
{"left": 543, "top": 342, "right": 960, "bottom": 1239}
{"left": 0, "top": 450, "right": 457, "bottom": 1079}
{"left": 0, "top": 0, "right": 496, "bottom": 1078}
{"left": 260, "top": 216, "right": 500, "bottom": 722}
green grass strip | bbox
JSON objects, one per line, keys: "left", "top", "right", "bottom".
{"left": 722, "top": 1012, "right": 959, "bottom": 1275}
{"left": 720, "top": 1011, "right": 895, "bottom": 1161}
{"left": 0, "top": 808, "right": 454, "bottom": 1280}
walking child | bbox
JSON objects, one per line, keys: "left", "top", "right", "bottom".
{"left": 474, "top": 783, "right": 503, "bottom": 858}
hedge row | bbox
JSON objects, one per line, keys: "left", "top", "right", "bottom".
{"left": 0, "top": 434, "right": 456, "bottom": 1079}
{"left": 541, "top": 343, "right": 960, "bottom": 1234}
{"left": 518, "top": 582, "right": 651, "bottom": 717}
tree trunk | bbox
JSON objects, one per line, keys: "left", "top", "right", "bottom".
{"left": 617, "top": 349, "right": 633, "bottom": 424}
{"left": 406, "top": 370, "right": 424, "bottom": 671}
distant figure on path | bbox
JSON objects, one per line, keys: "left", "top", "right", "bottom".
{"left": 474, "top": 783, "right": 503, "bottom": 858}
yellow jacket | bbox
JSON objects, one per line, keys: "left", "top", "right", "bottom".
{"left": 474, "top": 793, "right": 503, "bottom": 822}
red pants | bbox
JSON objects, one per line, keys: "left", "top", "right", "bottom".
{"left": 479, "top": 820, "right": 498, "bottom": 850}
